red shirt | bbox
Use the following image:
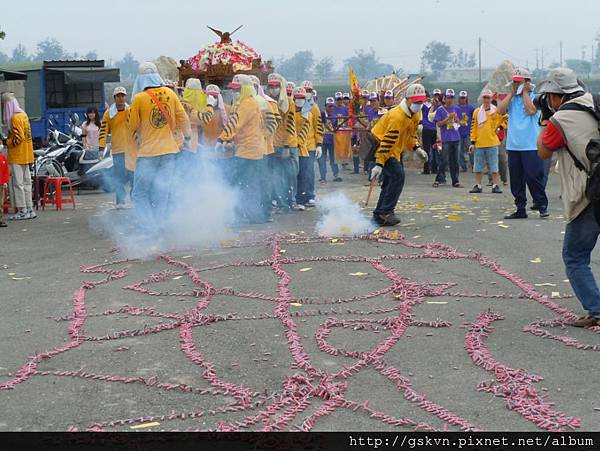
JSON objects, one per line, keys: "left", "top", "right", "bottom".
{"left": 541, "top": 121, "right": 566, "bottom": 150}
{"left": 0, "top": 154, "right": 9, "bottom": 185}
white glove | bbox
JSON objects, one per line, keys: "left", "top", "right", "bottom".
{"left": 206, "top": 95, "right": 217, "bottom": 108}
{"left": 415, "top": 147, "right": 428, "bottom": 162}
{"left": 315, "top": 146, "right": 322, "bottom": 159}
{"left": 370, "top": 165, "right": 383, "bottom": 180}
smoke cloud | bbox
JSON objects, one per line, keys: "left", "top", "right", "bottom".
{"left": 316, "top": 192, "right": 375, "bottom": 237}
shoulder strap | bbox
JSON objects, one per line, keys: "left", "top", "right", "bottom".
{"left": 145, "top": 89, "right": 174, "bottom": 132}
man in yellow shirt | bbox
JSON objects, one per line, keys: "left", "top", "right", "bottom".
{"left": 1, "top": 93, "right": 35, "bottom": 220}
{"left": 127, "top": 62, "right": 191, "bottom": 233}
{"left": 301, "top": 80, "right": 323, "bottom": 206}
{"left": 468, "top": 89, "right": 508, "bottom": 194}
{"left": 99, "top": 86, "right": 135, "bottom": 208}
{"left": 217, "top": 75, "right": 270, "bottom": 224}
{"left": 370, "top": 84, "right": 429, "bottom": 226}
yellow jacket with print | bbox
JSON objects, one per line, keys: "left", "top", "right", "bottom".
{"left": 264, "top": 100, "right": 281, "bottom": 156}
{"left": 203, "top": 104, "right": 231, "bottom": 149}
{"left": 371, "top": 100, "right": 420, "bottom": 166}
{"left": 7, "top": 112, "right": 34, "bottom": 165}
{"left": 183, "top": 102, "right": 215, "bottom": 151}
{"left": 295, "top": 109, "right": 313, "bottom": 157}
{"left": 306, "top": 104, "right": 324, "bottom": 150}
{"left": 470, "top": 107, "right": 508, "bottom": 149}
{"left": 273, "top": 96, "right": 298, "bottom": 149}
{"left": 219, "top": 96, "right": 265, "bottom": 160}
{"left": 126, "top": 87, "right": 191, "bottom": 158}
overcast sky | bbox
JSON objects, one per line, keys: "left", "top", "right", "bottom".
{"left": 1, "top": 0, "right": 599, "bottom": 72}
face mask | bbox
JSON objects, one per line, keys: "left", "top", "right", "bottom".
{"left": 233, "top": 91, "right": 241, "bottom": 101}
{"left": 268, "top": 87, "right": 280, "bottom": 98}
{"left": 295, "top": 99, "right": 306, "bottom": 108}
{"left": 410, "top": 103, "right": 423, "bottom": 113}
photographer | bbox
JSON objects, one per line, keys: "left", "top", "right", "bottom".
{"left": 536, "top": 68, "right": 600, "bottom": 328}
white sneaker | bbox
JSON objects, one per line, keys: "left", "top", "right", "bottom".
{"left": 10, "top": 211, "right": 28, "bottom": 221}
{"left": 307, "top": 199, "right": 316, "bottom": 207}
{"left": 292, "top": 203, "right": 306, "bottom": 211}
{"left": 26, "top": 210, "right": 37, "bottom": 219}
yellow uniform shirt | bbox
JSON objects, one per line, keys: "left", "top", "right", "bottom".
{"left": 7, "top": 112, "right": 34, "bottom": 165}
{"left": 203, "top": 105, "right": 231, "bottom": 148}
{"left": 99, "top": 108, "right": 138, "bottom": 170}
{"left": 306, "top": 104, "right": 324, "bottom": 150}
{"left": 126, "top": 87, "right": 191, "bottom": 158}
{"left": 273, "top": 96, "right": 298, "bottom": 149}
{"left": 219, "top": 96, "right": 265, "bottom": 160}
{"left": 295, "top": 110, "right": 313, "bottom": 157}
{"left": 470, "top": 108, "right": 508, "bottom": 149}
{"left": 371, "top": 103, "right": 420, "bottom": 166}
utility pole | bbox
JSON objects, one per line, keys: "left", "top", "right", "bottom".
{"left": 560, "top": 40, "right": 563, "bottom": 66}
{"left": 478, "top": 37, "right": 482, "bottom": 84}
{"left": 535, "top": 48, "right": 539, "bottom": 70}
{"left": 541, "top": 48, "right": 544, "bottom": 71}
{"left": 582, "top": 44, "right": 587, "bottom": 61}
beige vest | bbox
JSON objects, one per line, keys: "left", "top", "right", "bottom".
{"left": 551, "top": 93, "right": 600, "bottom": 222}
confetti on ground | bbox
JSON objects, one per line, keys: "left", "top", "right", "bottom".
{"left": 530, "top": 258, "right": 543, "bottom": 264}
{"left": 551, "top": 292, "right": 561, "bottom": 298}
{"left": 535, "top": 283, "right": 557, "bottom": 287}
{"left": 427, "top": 301, "right": 448, "bottom": 305}
{"left": 130, "top": 422, "right": 160, "bottom": 430}
{"left": 299, "top": 268, "right": 312, "bottom": 272}
{"left": 349, "top": 272, "right": 369, "bottom": 277}
{"left": 498, "top": 224, "right": 510, "bottom": 229}
{"left": 447, "top": 215, "right": 462, "bottom": 222}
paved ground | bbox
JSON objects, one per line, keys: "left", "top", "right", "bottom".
{"left": 0, "top": 166, "right": 599, "bottom": 432}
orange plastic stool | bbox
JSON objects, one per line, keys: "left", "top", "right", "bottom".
{"left": 42, "top": 177, "right": 76, "bottom": 210}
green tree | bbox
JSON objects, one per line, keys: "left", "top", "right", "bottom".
{"left": 344, "top": 48, "right": 394, "bottom": 80}
{"left": 115, "top": 52, "right": 139, "bottom": 81}
{"left": 277, "top": 50, "right": 314, "bottom": 82}
{"left": 85, "top": 51, "right": 98, "bottom": 60}
{"left": 421, "top": 41, "right": 453, "bottom": 79}
{"left": 0, "top": 51, "right": 9, "bottom": 64}
{"left": 566, "top": 59, "right": 592, "bottom": 77}
{"left": 36, "top": 37, "right": 67, "bottom": 61}
{"left": 0, "top": 28, "right": 5, "bottom": 40}
{"left": 11, "top": 44, "right": 30, "bottom": 63}
{"left": 314, "top": 56, "right": 334, "bottom": 82}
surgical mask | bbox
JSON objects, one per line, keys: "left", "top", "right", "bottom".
{"left": 295, "top": 99, "right": 306, "bottom": 108}
{"left": 233, "top": 91, "right": 241, "bottom": 101}
{"left": 268, "top": 87, "right": 280, "bottom": 98}
{"left": 410, "top": 103, "right": 423, "bottom": 113}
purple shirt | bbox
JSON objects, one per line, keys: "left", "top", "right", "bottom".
{"left": 321, "top": 109, "right": 334, "bottom": 145}
{"left": 457, "top": 103, "right": 475, "bottom": 138}
{"left": 421, "top": 103, "right": 437, "bottom": 131}
{"left": 434, "top": 105, "right": 461, "bottom": 143}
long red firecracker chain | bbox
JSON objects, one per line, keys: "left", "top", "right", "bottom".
{"left": 0, "top": 231, "right": 596, "bottom": 431}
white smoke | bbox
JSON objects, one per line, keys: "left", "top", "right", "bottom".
{"left": 316, "top": 192, "right": 375, "bottom": 237}
{"left": 91, "top": 156, "right": 237, "bottom": 259}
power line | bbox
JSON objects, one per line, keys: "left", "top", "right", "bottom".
{"left": 481, "top": 39, "right": 525, "bottom": 65}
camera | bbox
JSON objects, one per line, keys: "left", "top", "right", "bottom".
{"left": 534, "top": 93, "right": 554, "bottom": 122}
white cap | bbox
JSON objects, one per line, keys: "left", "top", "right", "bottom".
{"left": 512, "top": 67, "right": 531, "bottom": 81}
{"left": 248, "top": 74, "right": 261, "bottom": 87}
{"left": 432, "top": 88, "right": 442, "bottom": 95}
{"left": 293, "top": 86, "right": 307, "bottom": 99}
{"left": 301, "top": 80, "right": 313, "bottom": 90}
{"left": 369, "top": 92, "right": 379, "bottom": 100}
{"left": 384, "top": 90, "right": 394, "bottom": 98}
{"left": 343, "top": 92, "right": 350, "bottom": 99}
{"left": 445, "top": 88, "right": 455, "bottom": 97}
{"left": 113, "top": 86, "right": 127, "bottom": 96}
{"left": 138, "top": 62, "right": 158, "bottom": 74}
{"left": 325, "top": 97, "right": 335, "bottom": 105}
{"left": 286, "top": 81, "right": 296, "bottom": 92}
{"left": 405, "top": 84, "right": 427, "bottom": 102}
{"left": 481, "top": 88, "right": 494, "bottom": 98}
{"left": 334, "top": 91, "right": 343, "bottom": 99}
{"left": 459, "top": 90, "right": 468, "bottom": 98}
{"left": 185, "top": 78, "right": 202, "bottom": 90}
{"left": 206, "top": 84, "right": 221, "bottom": 96}
{"left": 268, "top": 73, "right": 283, "bottom": 86}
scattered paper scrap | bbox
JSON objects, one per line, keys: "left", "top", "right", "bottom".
{"left": 373, "top": 229, "right": 381, "bottom": 235}
{"left": 427, "top": 301, "right": 448, "bottom": 305}
{"left": 130, "top": 422, "right": 160, "bottom": 430}
{"left": 12, "top": 277, "right": 31, "bottom": 281}
{"left": 349, "top": 272, "right": 369, "bottom": 276}
{"left": 330, "top": 239, "right": 338, "bottom": 243}
{"left": 290, "top": 303, "right": 303, "bottom": 307}
{"left": 181, "top": 255, "right": 193, "bottom": 259}
{"left": 412, "top": 235, "right": 421, "bottom": 239}
{"left": 551, "top": 292, "right": 561, "bottom": 298}
{"left": 416, "top": 203, "right": 425, "bottom": 209}
{"left": 172, "top": 276, "right": 183, "bottom": 280}
{"left": 279, "top": 249, "right": 286, "bottom": 254}
{"left": 299, "top": 268, "right": 312, "bottom": 272}
{"left": 387, "top": 231, "right": 399, "bottom": 239}
{"left": 530, "top": 258, "right": 542, "bottom": 264}
{"left": 535, "top": 283, "right": 557, "bottom": 287}
{"left": 447, "top": 215, "right": 462, "bottom": 221}
{"left": 450, "top": 204, "right": 462, "bottom": 211}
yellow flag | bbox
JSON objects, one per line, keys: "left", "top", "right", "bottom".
{"left": 349, "top": 66, "right": 360, "bottom": 95}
